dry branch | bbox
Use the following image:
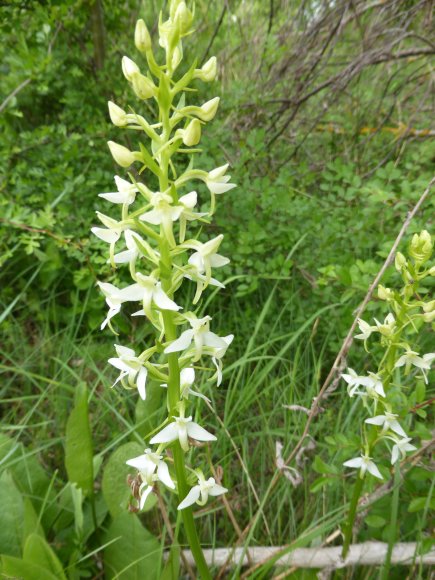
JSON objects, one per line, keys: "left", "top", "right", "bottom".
{"left": 177, "top": 542, "right": 435, "bottom": 570}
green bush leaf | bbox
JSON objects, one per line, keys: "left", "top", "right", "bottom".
{"left": 365, "top": 515, "right": 386, "bottom": 528}
{"left": 103, "top": 513, "right": 160, "bottom": 579}
{"left": 65, "top": 383, "right": 94, "bottom": 495}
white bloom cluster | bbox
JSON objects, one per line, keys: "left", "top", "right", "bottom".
{"left": 342, "top": 231, "right": 434, "bottom": 480}
{"left": 92, "top": 2, "right": 232, "bottom": 513}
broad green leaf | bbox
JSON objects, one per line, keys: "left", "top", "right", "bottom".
{"left": 23, "top": 533, "right": 66, "bottom": 579}
{"left": 102, "top": 442, "right": 143, "bottom": 518}
{"left": 0, "top": 471, "right": 24, "bottom": 556}
{"left": 103, "top": 513, "right": 160, "bottom": 580}
{"left": 65, "top": 383, "right": 94, "bottom": 495}
{"left": 1, "top": 555, "right": 58, "bottom": 580}
{"left": 23, "top": 498, "right": 45, "bottom": 545}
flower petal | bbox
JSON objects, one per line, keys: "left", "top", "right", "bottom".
{"left": 178, "top": 485, "right": 201, "bottom": 510}
{"left": 91, "top": 227, "right": 120, "bottom": 244}
{"left": 157, "top": 461, "right": 175, "bottom": 489}
{"left": 137, "top": 367, "right": 148, "bottom": 400}
{"left": 153, "top": 286, "right": 181, "bottom": 311}
{"left": 150, "top": 422, "right": 179, "bottom": 445}
{"left": 186, "top": 421, "right": 217, "bottom": 442}
{"left": 208, "top": 484, "right": 227, "bottom": 497}
{"left": 164, "top": 329, "right": 194, "bottom": 354}
{"left": 367, "top": 461, "right": 383, "bottom": 479}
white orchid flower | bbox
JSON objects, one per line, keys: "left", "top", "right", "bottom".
{"left": 205, "top": 164, "right": 236, "bottom": 195}
{"left": 343, "top": 453, "right": 383, "bottom": 479}
{"left": 180, "top": 234, "right": 229, "bottom": 292}
{"left": 91, "top": 212, "right": 127, "bottom": 244}
{"left": 108, "top": 344, "right": 148, "bottom": 400}
{"left": 210, "top": 334, "right": 234, "bottom": 386}
{"left": 183, "top": 269, "right": 225, "bottom": 304}
{"left": 140, "top": 191, "right": 183, "bottom": 225}
{"left": 355, "top": 318, "right": 377, "bottom": 341}
{"left": 161, "top": 367, "right": 211, "bottom": 401}
{"left": 91, "top": 212, "right": 130, "bottom": 266}
{"left": 374, "top": 313, "right": 396, "bottom": 337}
{"left": 97, "top": 281, "right": 146, "bottom": 330}
{"left": 178, "top": 191, "right": 207, "bottom": 243}
{"left": 395, "top": 350, "right": 434, "bottom": 384}
{"left": 150, "top": 412, "right": 216, "bottom": 451}
{"left": 126, "top": 273, "right": 181, "bottom": 318}
{"left": 98, "top": 175, "right": 138, "bottom": 205}
{"left": 365, "top": 412, "right": 406, "bottom": 437}
{"left": 390, "top": 437, "right": 417, "bottom": 465}
{"left": 112, "top": 230, "right": 141, "bottom": 267}
{"left": 342, "top": 369, "right": 386, "bottom": 399}
{"left": 126, "top": 448, "right": 175, "bottom": 509}
{"left": 164, "top": 313, "right": 229, "bottom": 361}
{"left": 178, "top": 471, "right": 227, "bottom": 510}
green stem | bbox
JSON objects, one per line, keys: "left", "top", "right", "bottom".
{"left": 342, "top": 475, "right": 364, "bottom": 559}
{"left": 381, "top": 463, "right": 401, "bottom": 579}
{"left": 157, "top": 92, "right": 211, "bottom": 577}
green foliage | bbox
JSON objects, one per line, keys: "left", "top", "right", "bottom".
{"left": 103, "top": 513, "right": 161, "bottom": 580}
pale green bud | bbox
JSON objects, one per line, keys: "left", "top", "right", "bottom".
{"left": 171, "top": 45, "right": 183, "bottom": 70}
{"left": 159, "top": 17, "right": 179, "bottom": 53}
{"left": 423, "top": 310, "right": 435, "bottom": 323}
{"left": 169, "top": 0, "right": 183, "bottom": 20}
{"left": 135, "top": 19, "right": 152, "bottom": 53}
{"left": 429, "top": 266, "right": 435, "bottom": 276}
{"left": 122, "top": 56, "right": 140, "bottom": 82}
{"left": 107, "top": 141, "right": 137, "bottom": 167}
{"left": 395, "top": 252, "right": 407, "bottom": 271}
{"left": 194, "top": 57, "right": 217, "bottom": 82}
{"left": 132, "top": 74, "right": 156, "bottom": 100}
{"left": 108, "top": 101, "right": 128, "bottom": 127}
{"left": 198, "top": 97, "right": 220, "bottom": 121}
{"left": 181, "top": 119, "right": 201, "bottom": 146}
{"left": 423, "top": 300, "right": 435, "bottom": 313}
{"left": 174, "top": 2, "right": 193, "bottom": 34}
{"left": 409, "top": 230, "right": 433, "bottom": 264}
{"left": 377, "top": 285, "right": 393, "bottom": 301}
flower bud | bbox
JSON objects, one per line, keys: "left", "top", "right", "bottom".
{"left": 423, "top": 310, "right": 435, "bottom": 323}
{"left": 132, "top": 74, "right": 156, "bottom": 100}
{"left": 194, "top": 56, "right": 217, "bottom": 82}
{"left": 430, "top": 266, "right": 435, "bottom": 276}
{"left": 135, "top": 19, "right": 152, "bottom": 53}
{"left": 108, "top": 101, "right": 128, "bottom": 127}
{"left": 107, "top": 141, "right": 137, "bottom": 167}
{"left": 377, "top": 285, "right": 393, "bottom": 301}
{"left": 171, "top": 45, "right": 183, "bottom": 70}
{"left": 198, "top": 97, "right": 220, "bottom": 121}
{"left": 409, "top": 230, "right": 433, "bottom": 264}
{"left": 169, "top": 0, "right": 183, "bottom": 20}
{"left": 174, "top": 2, "right": 193, "bottom": 34}
{"left": 122, "top": 56, "right": 140, "bottom": 82}
{"left": 182, "top": 119, "right": 201, "bottom": 146}
{"left": 423, "top": 300, "right": 435, "bottom": 313}
{"left": 395, "top": 252, "right": 407, "bottom": 271}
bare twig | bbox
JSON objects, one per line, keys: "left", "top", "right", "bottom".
{"left": 174, "top": 542, "right": 435, "bottom": 570}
